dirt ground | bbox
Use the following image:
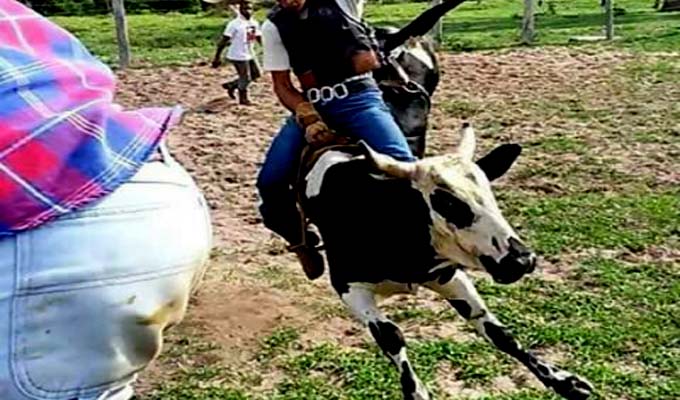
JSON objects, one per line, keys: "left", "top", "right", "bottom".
{"left": 114, "top": 48, "right": 679, "bottom": 396}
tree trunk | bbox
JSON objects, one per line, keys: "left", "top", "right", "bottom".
{"left": 111, "top": 0, "right": 131, "bottom": 69}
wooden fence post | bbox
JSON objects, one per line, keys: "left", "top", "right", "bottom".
{"left": 430, "top": 0, "right": 443, "bottom": 48}
{"left": 111, "top": 0, "right": 131, "bottom": 69}
{"left": 604, "top": 0, "right": 614, "bottom": 40}
{"left": 521, "top": 0, "right": 535, "bottom": 45}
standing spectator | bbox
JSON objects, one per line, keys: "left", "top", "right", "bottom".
{"left": 212, "top": 1, "right": 262, "bottom": 106}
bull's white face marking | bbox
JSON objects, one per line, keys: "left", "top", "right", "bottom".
{"left": 414, "top": 154, "right": 518, "bottom": 271}
{"left": 362, "top": 124, "right": 522, "bottom": 274}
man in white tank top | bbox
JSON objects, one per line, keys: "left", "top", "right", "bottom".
{"left": 212, "top": 2, "right": 262, "bottom": 105}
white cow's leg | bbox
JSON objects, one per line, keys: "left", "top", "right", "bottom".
{"left": 341, "top": 284, "right": 430, "bottom": 400}
{"left": 425, "top": 267, "right": 593, "bottom": 400}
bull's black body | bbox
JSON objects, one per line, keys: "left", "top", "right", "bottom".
{"left": 305, "top": 159, "right": 442, "bottom": 293}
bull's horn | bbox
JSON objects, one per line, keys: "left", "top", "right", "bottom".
{"left": 457, "top": 122, "right": 476, "bottom": 161}
{"left": 359, "top": 141, "right": 418, "bottom": 179}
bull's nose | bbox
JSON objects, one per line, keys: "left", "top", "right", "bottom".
{"left": 526, "top": 253, "right": 536, "bottom": 273}
{"left": 513, "top": 251, "right": 536, "bottom": 274}
{"left": 508, "top": 238, "right": 535, "bottom": 272}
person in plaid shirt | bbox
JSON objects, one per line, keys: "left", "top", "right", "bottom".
{"left": 0, "top": 1, "right": 212, "bottom": 399}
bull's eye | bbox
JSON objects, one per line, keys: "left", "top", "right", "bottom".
{"left": 430, "top": 188, "right": 475, "bottom": 229}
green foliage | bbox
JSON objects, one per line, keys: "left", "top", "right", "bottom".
{"left": 257, "top": 327, "right": 301, "bottom": 362}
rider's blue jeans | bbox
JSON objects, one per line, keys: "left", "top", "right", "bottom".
{"left": 256, "top": 83, "right": 415, "bottom": 245}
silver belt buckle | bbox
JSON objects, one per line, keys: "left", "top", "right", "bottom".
{"left": 333, "top": 83, "right": 348, "bottom": 100}
{"left": 307, "top": 87, "right": 321, "bottom": 104}
{"left": 308, "top": 80, "right": 352, "bottom": 104}
{"left": 320, "top": 86, "right": 335, "bottom": 102}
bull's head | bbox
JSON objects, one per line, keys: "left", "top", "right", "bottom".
{"left": 361, "top": 123, "right": 535, "bottom": 284}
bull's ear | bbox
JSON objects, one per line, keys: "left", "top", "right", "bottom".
{"left": 359, "top": 140, "right": 418, "bottom": 179}
{"left": 475, "top": 144, "right": 522, "bottom": 181}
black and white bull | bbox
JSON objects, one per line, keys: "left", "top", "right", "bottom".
{"left": 300, "top": 124, "right": 594, "bottom": 400}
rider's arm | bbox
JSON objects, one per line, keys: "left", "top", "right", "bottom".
{"left": 262, "top": 20, "right": 306, "bottom": 112}
{"left": 262, "top": 19, "right": 336, "bottom": 146}
{"left": 271, "top": 71, "right": 305, "bottom": 112}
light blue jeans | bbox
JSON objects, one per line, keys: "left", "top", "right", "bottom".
{"left": 0, "top": 149, "right": 212, "bottom": 400}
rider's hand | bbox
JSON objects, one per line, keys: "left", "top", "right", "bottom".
{"left": 295, "top": 102, "right": 320, "bottom": 126}
{"left": 295, "top": 102, "right": 335, "bottom": 146}
{"left": 304, "top": 120, "right": 335, "bottom": 146}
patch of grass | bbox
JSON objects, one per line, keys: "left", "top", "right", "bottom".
{"left": 623, "top": 57, "right": 680, "bottom": 84}
{"left": 500, "top": 191, "right": 679, "bottom": 254}
{"left": 144, "top": 336, "right": 249, "bottom": 400}
{"left": 309, "top": 299, "right": 349, "bottom": 319}
{"left": 252, "top": 264, "right": 307, "bottom": 290}
{"left": 146, "top": 386, "right": 250, "bottom": 400}
{"left": 257, "top": 326, "right": 301, "bottom": 362}
{"left": 632, "top": 128, "right": 679, "bottom": 144}
{"left": 274, "top": 339, "right": 512, "bottom": 399}
{"left": 441, "top": 99, "right": 483, "bottom": 118}
{"left": 477, "top": 393, "right": 559, "bottom": 400}
{"left": 472, "top": 255, "right": 679, "bottom": 399}
{"left": 160, "top": 334, "right": 221, "bottom": 359}
{"left": 367, "top": 0, "right": 680, "bottom": 53}
{"left": 273, "top": 376, "right": 342, "bottom": 399}
{"left": 530, "top": 135, "right": 589, "bottom": 154}
{"left": 53, "top": 14, "right": 226, "bottom": 66}
{"left": 413, "top": 340, "right": 513, "bottom": 384}
{"left": 388, "top": 304, "right": 444, "bottom": 323}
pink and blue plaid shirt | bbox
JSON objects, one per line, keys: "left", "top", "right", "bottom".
{"left": 0, "top": 0, "right": 183, "bottom": 235}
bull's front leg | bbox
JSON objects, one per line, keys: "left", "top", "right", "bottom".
{"left": 425, "top": 266, "right": 594, "bottom": 400}
{"left": 340, "top": 283, "right": 430, "bottom": 400}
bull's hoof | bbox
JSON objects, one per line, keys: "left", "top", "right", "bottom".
{"left": 402, "top": 380, "right": 430, "bottom": 400}
{"left": 553, "top": 374, "right": 594, "bottom": 400}
{"left": 403, "top": 390, "right": 430, "bottom": 400}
